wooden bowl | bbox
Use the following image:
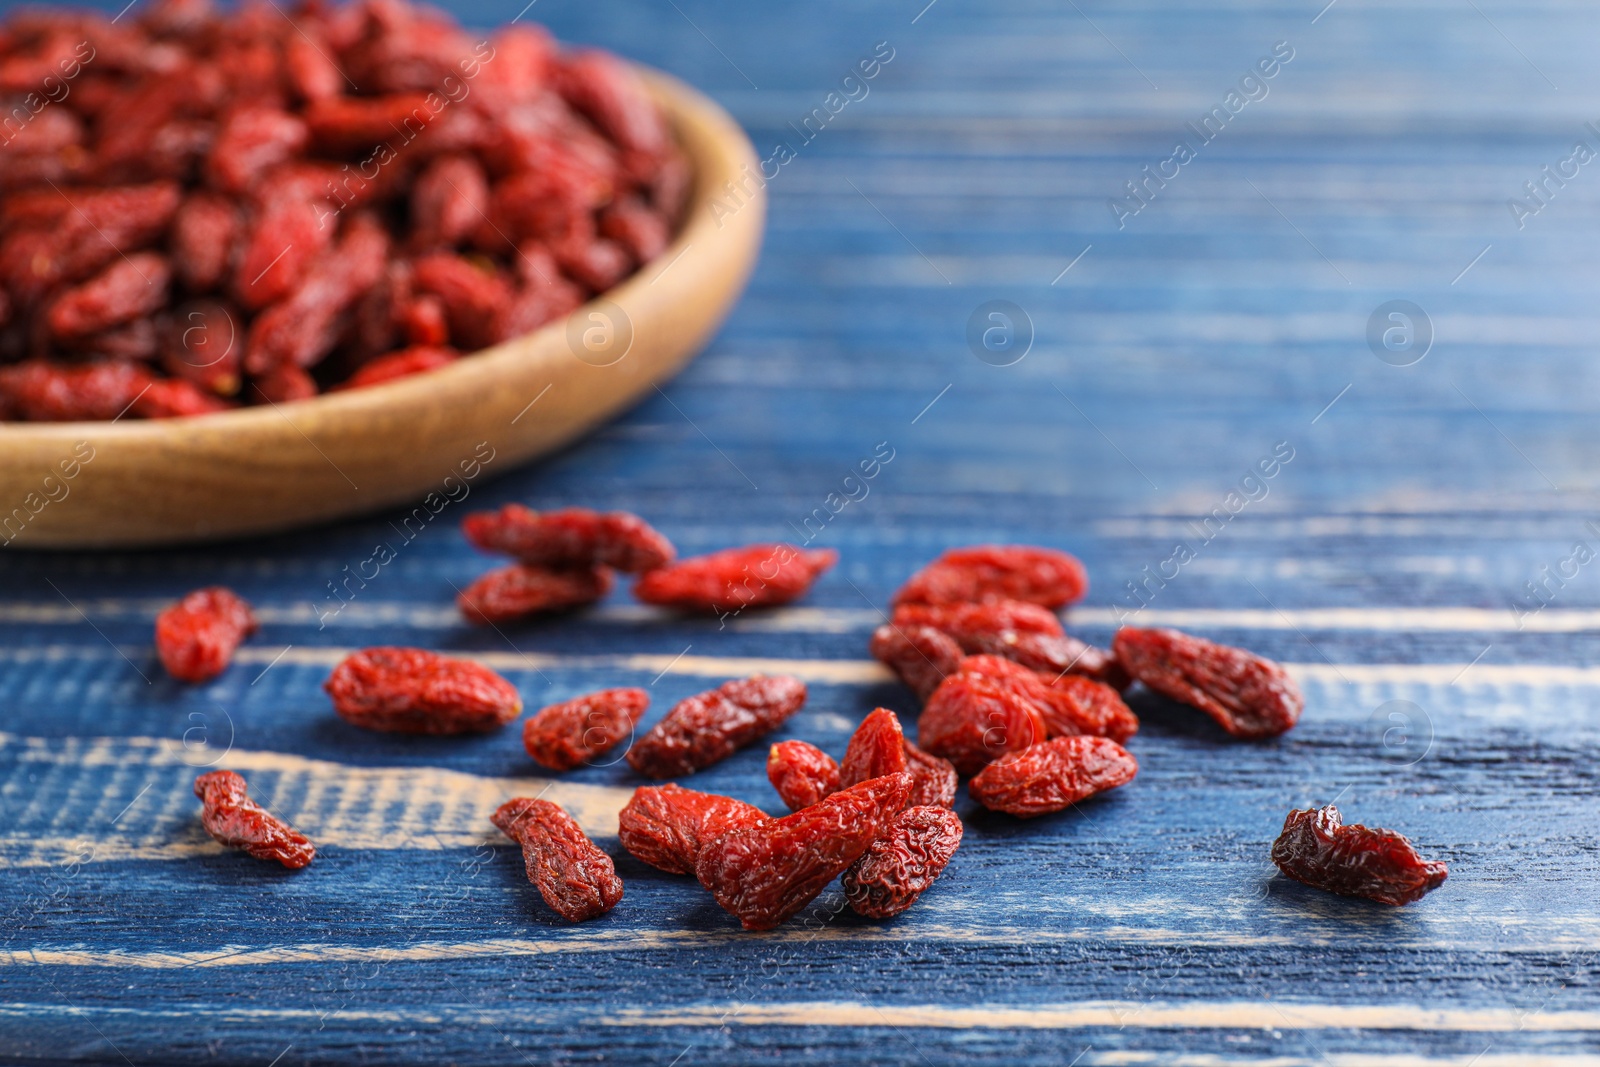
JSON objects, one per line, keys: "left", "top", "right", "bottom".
{"left": 0, "top": 69, "right": 765, "bottom": 549}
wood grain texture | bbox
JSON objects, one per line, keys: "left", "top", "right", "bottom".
{"left": 0, "top": 70, "right": 764, "bottom": 549}
{"left": 3, "top": 0, "right": 1600, "bottom": 1064}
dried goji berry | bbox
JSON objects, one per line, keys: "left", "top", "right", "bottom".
{"left": 1112, "top": 627, "right": 1302, "bottom": 739}
{"left": 245, "top": 212, "right": 389, "bottom": 373}
{"left": 599, "top": 197, "right": 669, "bottom": 264}
{"left": 522, "top": 687, "right": 647, "bottom": 771}
{"left": 968, "top": 736, "right": 1138, "bottom": 818}
{"left": 695, "top": 772, "right": 912, "bottom": 931}
{"left": 963, "top": 627, "right": 1129, "bottom": 691}
{"left": 410, "top": 252, "right": 514, "bottom": 351}
{"left": 45, "top": 253, "right": 170, "bottom": 340}
{"left": 251, "top": 362, "right": 317, "bottom": 403}
{"left": 892, "top": 599, "right": 1064, "bottom": 640}
{"left": 163, "top": 301, "right": 243, "bottom": 397}
{"left": 0, "top": 182, "right": 179, "bottom": 306}
{"left": 839, "top": 708, "right": 908, "bottom": 788}
{"left": 841, "top": 806, "right": 963, "bottom": 919}
{"left": 409, "top": 154, "right": 490, "bottom": 252}
{"left": 618, "top": 783, "right": 769, "bottom": 875}
{"left": 554, "top": 50, "right": 669, "bottom": 162}
{"left": 1270, "top": 805, "right": 1448, "bottom": 906}
{"left": 918, "top": 663, "right": 1047, "bottom": 777}
{"left": 633, "top": 544, "right": 837, "bottom": 614}
{"left": 626, "top": 674, "right": 807, "bottom": 779}
{"left": 194, "top": 769, "right": 315, "bottom": 869}
{"left": 868, "top": 623, "right": 962, "bottom": 702}
{"left": 462, "top": 504, "right": 675, "bottom": 573}
{"left": 170, "top": 193, "right": 240, "bottom": 294}
{"left": 492, "top": 797, "right": 623, "bottom": 922}
{"left": 233, "top": 193, "right": 332, "bottom": 310}
{"left": 957, "top": 655, "right": 1138, "bottom": 744}
{"left": 456, "top": 562, "right": 611, "bottom": 625}
{"left": 339, "top": 345, "right": 458, "bottom": 390}
{"left": 893, "top": 545, "right": 1088, "bottom": 608}
{"left": 400, "top": 294, "right": 449, "bottom": 346}
{"left": 766, "top": 740, "right": 839, "bottom": 811}
{"left": 0, "top": 360, "right": 152, "bottom": 422}
{"left": 156, "top": 586, "right": 258, "bottom": 683}
{"left": 903, "top": 738, "right": 958, "bottom": 808}
{"left": 324, "top": 647, "right": 522, "bottom": 734}
{"left": 206, "top": 106, "right": 310, "bottom": 194}
{"left": 134, "top": 378, "right": 234, "bottom": 418}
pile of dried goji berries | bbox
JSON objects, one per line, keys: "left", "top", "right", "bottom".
{"left": 0, "top": 0, "right": 686, "bottom": 421}
{"left": 165, "top": 506, "right": 1449, "bottom": 924}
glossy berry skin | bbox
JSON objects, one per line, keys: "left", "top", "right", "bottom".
{"left": 462, "top": 505, "right": 675, "bottom": 573}
{"left": 522, "top": 687, "right": 648, "bottom": 771}
{"left": 695, "top": 772, "right": 913, "bottom": 931}
{"left": 842, "top": 806, "right": 963, "bottom": 919}
{"left": 456, "top": 563, "right": 613, "bottom": 624}
{"left": 156, "top": 587, "right": 258, "bottom": 683}
{"left": 1271, "top": 805, "right": 1448, "bottom": 906}
{"left": 767, "top": 740, "right": 840, "bottom": 811}
{"left": 959, "top": 655, "right": 1138, "bottom": 744}
{"left": 968, "top": 736, "right": 1139, "bottom": 818}
{"left": 892, "top": 545, "right": 1088, "bottom": 608}
{"left": 840, "top": 708, "right": 908, "bottom": 788}
{"left": 918, "top": 665, "right": 1047, "bottom": 776}
{"left": 1113, "top": 627, "right": 1303, "bottom": 739}
{"left": 617, "top": 783, "right": 769, "bottom": 875}
{"left": 324, "top": 647, "right": 522, "bottom": 734}
{"left": 633, "top": 544, "right": 837, "bottom": 614}
{"left": 869, "top": 623, "right": 963, "bottom": 701}
{"left": 194, "top": 770, "right": 314, "bottom": 869}
{"left": 626, "top": 675, "right": 807, "bottom": 778}
{"left": 903, "top": 739, "right": 959, "bottom": 808}
{"left": 492, "top": 797, "right": 623, "bottom": 922}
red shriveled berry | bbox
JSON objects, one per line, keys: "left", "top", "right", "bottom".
{"left": 632, "top": 544, "right": 836, "bottom": 614}
{"left": 0, "top": 359, "right": 153, "bottom": 422}
{"left": 522, "top": 687, "right": 648, "bottom": 771}
{"left": 618, "top": 783, "right": 770, "bottom": 875}
{"left": 1271, "top": 805, "right": 1448, "bottom": 906}
{"left": 492, "top": 797, "right": 623, "bottom": 922}
{"left": 626, "top": 675, "right": 807, "bottom": 778}
{"left": 892, "top": 599, "right": 1064, "bottom": 640}
{"left": 903, "top": 738, "right": 958, "bottom": 808}
{"left": 461, "top": 504, "right": 674, "bottom": 573}
{"left": 339, "top": 345, "right": 457, "bottom": 389}
{"left": 956, "top": 655, "right": 1138, "bottom": 744}
{"left": 155, "top": 587, "right": 258, "bottom": 683}
{"left": 194, "top": 770, "right": 315, "bottom": 869}
{"left": 456, "top": 563, "right": 612, "bottom": 625}
{"left": 46, "top": 252, "right": 171, "bottom": 340}
{"left": 967, "top": 736, "right": 1138, "bottom": 818}
{"left": 324, "top": 647, "right": 522, "bottom": 734}
{"left": 839, "top": 708, "right": 908, "bottom": 788}
{"left": 841, "top": 805, "right": 963, "bottom": 919}
{"left": 1112, "top": 627, "right": 1302, "bottom": 739}
{"left": 917, "top": 663, "right": 1047, "bottom": 776}
{"left": 766, "top": 740, "right": 840, "bottom": 811}
{"left": 893, "top": 545, "right": 1088, "bottom": 608}
{"left": 695, "top": 772, "right": 912, "bottom": 931}
{"left": 868, "top": 623, "right": 962, "bottom": 702}
{"left": 964, "top": 629, "right": 1130, "bottom": 691}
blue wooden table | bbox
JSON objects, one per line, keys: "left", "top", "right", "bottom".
{"left": 5, "top": 0, "right": 1600, "bottom": 1063}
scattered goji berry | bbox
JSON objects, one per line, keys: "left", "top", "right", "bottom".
{"left": 462, "top": 504, "right": 675, "bottom": 573}
{"left": 154, "top": 587, "right": 258, "bottom": 683}
{"left": 918, "top": 663, "right": 1048, "bottom": 776}
{"left": 618, "top": 783, "right": 770, "bottom": 875}
{"left": 841, "top": 806, "right": 963, "bottom": 919}
{"left": 695, "top": 772, "right": 912, "bottom": 931}
{"left": 457, "top": 563, "right": 611, "bottom": 624}
{"left": 868, "top": 623, "right": 963, "bottom": 701}
{"left": 1270, "top": 805, "right": 1448, "bottom": 906}
{"left": 492, "top": 797, "right": 623, "bottom": 922}
{"left": 626, "top": 674, "right": 807, "bottom": 778}
{"left": 1112, "top": 626, "right": 1303, "bottom": 739}
{"left": 892, "top": 599, "right": 1064, "bottom": 640}
{"left": 956, "top": 655, "right": 1138, "bottom": 744}
{"left": 839, "top": 708, "right": 908, "bottom": 787}
{"left": 633, "top": 544, "right": 837, "bottom": 614}
{"left": 965, "top": 629, "right": 1130, "bottom": 691}
{"left": 194, "top": 769, "right": 315, "bottom": 869}
{"left": 766, "top": 740, "right": 839, "bottom": 811}
{"left": 967, "top": 736, "right": 1138, "bottom": 818}
{"left": 903, "top": 737, "right": 958, "bottom": 808}
{"left": 324, "top": 647, "right": 522, "bottom": 734}
{"left": 893, "top": 545, "right": 1088, "bottom": 608}
{"left": 522, "top": 687, "right": 648, "bottom": 771}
